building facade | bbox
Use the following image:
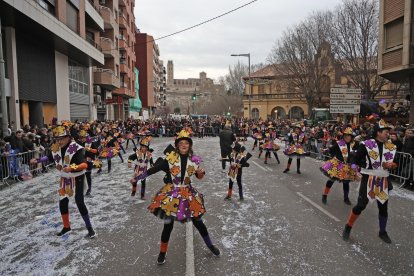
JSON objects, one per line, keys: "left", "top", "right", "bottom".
{"left": 135, "top": 32, "right": 163, "bottom": 118}
{"left": 0, "top": 0, "right": 104, "bottom": 130}
{"left": 165, "top": 61, "right": 225, "bottom": 115}
{"left": 93, "top": 0, "right": 136, "bottom": 121}
{"left": 243, "top": 43, "right": 408, "bottom": 120}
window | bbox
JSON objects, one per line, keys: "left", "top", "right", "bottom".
{"left": 258, "top": 85, "right": 265, "bottom": 94}
{"left": 38, "top": 0, "right": 55, "bottom": 15}
{"left": 69, "top": 60, "right": 89, "bottom": 95}
{"left": 385, "top": 18, "right": 404, "bottom": 50}
{"left": 252, "top": 108, "right": 260, "bottom": 119}
{"left": 66, "top": 1, "right": 79, "bottom": 33}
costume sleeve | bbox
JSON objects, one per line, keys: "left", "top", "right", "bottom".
{"left": 147, "top": 158, "right": 169, "bottom": 175}
{"left": 128, "top": 153, "right": 137, "bottom": 162}
{"left": 355, "top": 143, "right": 368, "bottom": 168}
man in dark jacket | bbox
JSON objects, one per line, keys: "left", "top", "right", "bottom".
{"left": 219, "top": 122, "right": 236, "bottom": 172}
{"left": 402, "top": 129, "right": 414, "bottom": 188}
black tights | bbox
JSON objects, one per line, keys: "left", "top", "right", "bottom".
{"left": 85, "top": 171, "right": 92, "bottom": 193}
{"left": 59, "top": 181, "right": 88, "bottom": 216}
{"left": 161, "top": 218, "right": 209, "bottom": 244}
{"left": 287, "top": 158, "right": 300, "bottom": 170}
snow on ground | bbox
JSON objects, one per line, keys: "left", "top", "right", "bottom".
{"left": 0, "top": 140, "right": 167, "bottom": 275}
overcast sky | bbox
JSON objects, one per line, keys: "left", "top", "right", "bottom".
{"left": 134, "top": 0, "right": 343, "bottom": 80}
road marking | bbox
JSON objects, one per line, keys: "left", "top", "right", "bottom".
{"left": 296, "top": 192, "right": 341, "bottom": 222}
{"left": 267, "top": 167, "right": 273, "bottom": 172}
{"left": 252, "top": 161, "right": 268, "bottom": 172}
{"left": 186, "top": 223, "right": 195, "bottom": 276}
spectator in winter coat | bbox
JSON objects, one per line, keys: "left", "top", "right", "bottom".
{"left": 390, "top": 132, "right": 403, "bottom": 152}
{"left": 402, "top": 129, "right": 414, "bottom": 157}
{"left": 219, "top": 123, "right": 236, "bottom": 172}
{"left": 10, "top": 130, "right": 25, "bottom": 153}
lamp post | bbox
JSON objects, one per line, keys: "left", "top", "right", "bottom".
{"left": 231, "top": 53, "right": 250, "bottom": 119}
{"left": 274, "top": 110, "right": 278, "bottom": 120}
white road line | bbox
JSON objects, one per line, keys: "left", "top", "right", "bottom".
{"left": 252, "top": 161, "right": 268, "bottom": 172}
{"left": 296, "top": 192, "right": 341, "bottom": 222}
{"left": 267, "top": 167, "right": 273, "bottom": 172}
{"left": 186, "top": 223, "right": 195, "bottom": 276}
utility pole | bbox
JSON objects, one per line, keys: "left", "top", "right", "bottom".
{"left": 0, "top": 17, "right": 9, "bottom": 138}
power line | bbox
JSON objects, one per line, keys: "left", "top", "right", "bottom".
{"left": 111, "top": 0, "right": 259, "bottom": 51}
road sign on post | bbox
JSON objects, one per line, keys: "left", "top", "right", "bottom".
{"left": 330, "top": 88, "right": 362, "bottom": 114}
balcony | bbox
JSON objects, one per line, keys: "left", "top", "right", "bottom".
{"left": 114, "top": 85, "right": 135, "bottom": 98}
{"left": 118, "top": 13, "right": 128, "bottom": 29}
{"left": 120, "top": 63, "right": 129, "bottom": 74}
{"left": 94, "top": 68, "right": 120, "bottom": 89}
{"left": 99, "top": 6, "right": 115, "bottom": 30}
{"left": 119, "top": 38, "right": 127, "bottom": 50}
{"left": 100, "top": 37, "right": 117, "bottom": 58}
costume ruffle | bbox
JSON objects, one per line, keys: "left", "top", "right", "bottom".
{"left": 320, "top": 157, "right": 361, "bottom": 182}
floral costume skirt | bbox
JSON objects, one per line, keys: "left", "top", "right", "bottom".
{"left": 283, "top": 145, "right": 309, "bottom": 158}
{"left": 148, "top": 183, "right": 206, "bottom": 222}
{"left": 320, "top": 157, "right": 361, "bottom": 182}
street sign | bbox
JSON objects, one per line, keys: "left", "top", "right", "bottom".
{"left": 330, "top": 88, "right": 362, "bottom": 94}
{"left": 330, "top": 94, "right": 361, "bottom": 99}
{"left": 330, "top": 105, "right": 360, "bottom": 114}
{"left": 330, "top": 87, "right": 361, "bottom": 114}
{"left": 330, "top": 99, "right": 361, "bottom": 105}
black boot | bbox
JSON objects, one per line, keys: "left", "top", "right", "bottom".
{"left": 57, "top": 227, "right": 71, "bottom": 236}
{"left": 87, "top": 227, "right": 96, "bottom": 239}
{"left": 379, "top": 231, "right": 392, "bottom": 244}
{"left": 322, "top": 195, "right": 327, "bottom": 204}
{"left": 157, "top": 252, "right": 166, "bottom": 265}
{"left": 283, "top": 168, "right": 289, "bottom": 173}
{"left": 208, "top": 245, "right": 221, "bottom": 256}
{"left": 344, "top": 198, "right": 352, "bottom": 205}
{"left": 297, "top": 170, "right": 301, "bottom": 174}
{"left": 342, "top": 224, "right": 352, "bottom": 241}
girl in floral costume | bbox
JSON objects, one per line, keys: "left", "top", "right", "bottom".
{"left": 320, "top": 127, "right": 360, "bottom": 205}
{"left": 141, "top": 129, "right": 220, "bottom": 265}
{"left": 283, "top": 126, "right": 309, "bottom": 174}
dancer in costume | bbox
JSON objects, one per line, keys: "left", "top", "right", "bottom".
{"left": 43, "top": 125, "right": 96, "bottom": 238}
{"left": 342, "top": 120, "right": 397, "bottom": 243}
{"left": 283, "top": 126, "right": 308, "bottom": 174}
{"left": 251, "top": 124, "right": 260, "bottom": 151}
{"left": 140, "top": 129, "right": 220, "bottom": 265}
{"left": 77, "top": 128, "right": 101, "bottom": 197}
{"left": 97, "top": 129, "right": 122, "bottom": 174}
{"left": 320, "top": 127, "right": 360, "bottom": 205}
{"left": 223, "top": 143, "right": 252, "bottom": 200}
{"left": 262, "top": 123, "right": 280, "bottom": 165}
{"left": 128, "top": 136, "right": 154, "bottom": 200}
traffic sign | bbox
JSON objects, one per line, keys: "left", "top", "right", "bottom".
{"left": 330, "top": 99, "right": 361, "bottom": 105}
{"left": 330, "top": 105, "right": 360, "bottom": 114}
{"left": 330, "top": 94, "right": 361, "bottom": 99}
{"left": 330, "top": 88, "right": 362, "bottom": 94}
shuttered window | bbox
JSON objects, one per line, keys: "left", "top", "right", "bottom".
{"left": 385, "top": 17, "right": 404, "bottom": 50}
{"left": 66, "top": 1, "right": 78, "bottom": 33}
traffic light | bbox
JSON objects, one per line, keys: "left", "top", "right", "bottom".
{"left": 192, "top": 94, "right": 197, "bottom": 101}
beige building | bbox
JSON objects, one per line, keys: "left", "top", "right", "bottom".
{"left": 165, "top": 61, "right": 225, "bottom": 114}
{"left": 243, "top": 43, "right": 408, "bottom": 120}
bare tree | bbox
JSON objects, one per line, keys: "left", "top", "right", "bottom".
{"left": 219, "top": 62, "right": 265, "bottom": 95}
{"left": 194, "top": 93, "right": 243, "bottom": 116}
{"left": 332, "top": 0, "right": 387, "bottom": 99}
{"left": 268, "top": 11, "right": 335, "bottom": 110}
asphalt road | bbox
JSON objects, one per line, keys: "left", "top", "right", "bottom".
{"left": 1, "top": 137, "right": 413, "bottom": 276}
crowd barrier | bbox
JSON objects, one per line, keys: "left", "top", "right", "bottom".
{"left": 1, "top": 148, "right": 55, "bottom": 186}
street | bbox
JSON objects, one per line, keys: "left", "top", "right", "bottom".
{"left": 1, "top": 137, "right": 414, "bottom": 276}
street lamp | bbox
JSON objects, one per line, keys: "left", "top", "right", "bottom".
{"left": 274, "top": 110, "right": 278, "bottom": 120}
{"left": 231, "top": 53, "right": 251, "bottom": 119}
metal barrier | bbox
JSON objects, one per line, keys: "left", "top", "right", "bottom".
{"left": 390, "top": 152, "right": 413, "bottom": 188}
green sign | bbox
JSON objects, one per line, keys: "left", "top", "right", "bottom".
{"left": 129, "top": 68, "right": 142, "bottom": 112}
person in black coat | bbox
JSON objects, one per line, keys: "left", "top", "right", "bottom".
{"left": 219, "top": 123, "right": 236, "bottom": 172}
